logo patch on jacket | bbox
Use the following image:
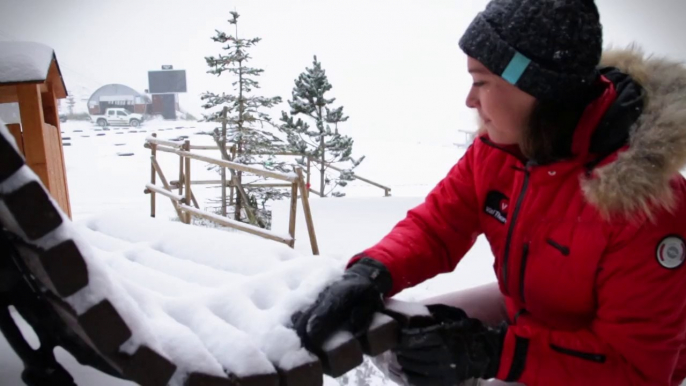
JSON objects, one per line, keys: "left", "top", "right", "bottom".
{"left": 484, "top": 190, "right": 509, "bottom": 224}
{"left": 656, "top": 236, "right": 686, "bottom": 269}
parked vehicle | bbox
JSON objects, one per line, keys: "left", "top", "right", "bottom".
{"left": 90, "top": 108, "right": 144, "bottom": 127}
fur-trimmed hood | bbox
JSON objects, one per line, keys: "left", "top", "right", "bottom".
{"left": 582, "top": 47, "right": 686, "bottom": 218}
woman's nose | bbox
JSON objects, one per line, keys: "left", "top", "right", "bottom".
{"left": 465, "top": 88, "right": 479, "bottom": 109}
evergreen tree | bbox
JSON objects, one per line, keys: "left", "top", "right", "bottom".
{"left": 279, "top": 56, "right": 364, "bottom": 197}
{"left": 201, "top": 11, "right": 287, "bottom": 228}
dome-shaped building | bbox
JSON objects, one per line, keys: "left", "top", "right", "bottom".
{"left": 87, "top": 84, "right": 150, "bottom": 115}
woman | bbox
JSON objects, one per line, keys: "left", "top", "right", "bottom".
{"left": 293, "top": 0, "right": 686, "bottom": 385}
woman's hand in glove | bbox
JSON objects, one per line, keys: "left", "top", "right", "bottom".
{"left": 393, "top": 304, "right": 506, "bottom": 386}
{"left": 291, "top": 257, "right": 393, "bottom": 351}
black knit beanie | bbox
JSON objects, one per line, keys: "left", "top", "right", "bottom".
{"left": 459, "top": 0, "right": 603, "bottom": 102}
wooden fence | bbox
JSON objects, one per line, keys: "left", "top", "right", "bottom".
{"left": 176, "top": 143, "right": 391, "bottom": 198}
{"left": 144, "top": 134, "right": 320, "bottom": 255}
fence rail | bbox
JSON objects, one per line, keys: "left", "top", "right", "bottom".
{"left": 149, "top": 139, "right": 392, "bottom": 197}
{"left": 144, "top": 134, "right": 319, "bottom": 255}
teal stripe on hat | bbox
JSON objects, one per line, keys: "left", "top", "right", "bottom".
{"left": 501, "top": 52, "right": 531, "bottom": 85}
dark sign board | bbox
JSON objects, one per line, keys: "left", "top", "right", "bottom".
{"left": 148, "top": 70, "right": 187, "bottom": 93}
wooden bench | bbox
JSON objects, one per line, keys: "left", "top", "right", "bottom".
{"left": 0, "top": 128, "right": 407, "bottom": 386}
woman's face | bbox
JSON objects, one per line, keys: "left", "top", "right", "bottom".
{"left": 465, "top": 57, "right": 536, "bottom": 145}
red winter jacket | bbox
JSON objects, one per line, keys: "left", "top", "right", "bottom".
{"left": 352, "top": 49, "right": 686, "bottom": 385}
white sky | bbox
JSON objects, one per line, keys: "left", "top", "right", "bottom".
{"left": 1, "top": 0, "right": 685, "bottom": 144}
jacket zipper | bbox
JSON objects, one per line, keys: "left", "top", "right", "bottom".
{"left": 550, "top": 344, "right": 607, "bottom": 363}
{"left": 501, "top": 162, "right": 532, "bottom": 295}
{"left": 519, "top": 242, "right": 530, "bottom": 303}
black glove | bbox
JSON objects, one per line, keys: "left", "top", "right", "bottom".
{"left": 292, "top": 257, "right": 393, "bottom": 351}
{"left": 393, "top": 304, "right": 506, "bottom": 386}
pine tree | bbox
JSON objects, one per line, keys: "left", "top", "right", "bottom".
{"left": 279, "top": 56, "right": 364, "bottom": 197}
{"left": 201, "top": 11, "right": 287, "bottom": 228}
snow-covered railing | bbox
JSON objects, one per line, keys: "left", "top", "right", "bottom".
{"left": 144, "top": 135, "right": 320, "bottom": 255}
{"left": 0, "top": 124, "right": 412, "bottom": 385}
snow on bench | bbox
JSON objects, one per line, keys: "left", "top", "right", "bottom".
{"left": 0, "top": 120, "right": 401, "bottom": 386}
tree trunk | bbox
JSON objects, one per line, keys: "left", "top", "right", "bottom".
{"left": 235, "top": 56, "right": 245, "bottom": 221}
{"left": 221, "top": 108, "right": 227, "bottom": 217}
{"left": 320, "top": 134, "right": 325, "bottom": 197}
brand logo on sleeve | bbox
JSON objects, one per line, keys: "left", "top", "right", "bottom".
{"left": 656, "top": 236, "right": 686, "bottom": 269}
{"left": 484, "top": 190, "right": 509, "bottom": 224}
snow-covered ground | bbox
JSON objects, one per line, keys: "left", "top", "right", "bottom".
{"left": 1, "top": 118, "right": 495, "bottom": 385}
{"left": 4, "top": 118, "right": 686, "bottom": 385}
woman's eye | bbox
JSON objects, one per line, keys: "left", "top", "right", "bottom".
{"left": 473, "top": 81, "right": 486, "bottom": 87}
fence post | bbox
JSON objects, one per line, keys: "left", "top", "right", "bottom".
{"left": 288, "top": 181, "right": 298, "bottom": 249}
{"left": 178, "top": 142, "right": 184, "bottom": 197}
{"left": 295, "top": 168, "right": 319, "bottom": 255}
{"left": 150, "top": 133, "right": 157, "bottom": 218}
{"left": 184, "top": 140, "right": 192, "bottom": 224}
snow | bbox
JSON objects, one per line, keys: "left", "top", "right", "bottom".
{"left": 323, "top": 331, "right": 355, "bottom": 351}
{"left": 76, "top": 213, "right": 343, "bottom": 378}
{"left": 0, "top": 41, "right": 54, "bottom": 83}
{"left": 384, "top": 299, "right": 430, "bottom": 318}
{"left": 0, "top": 117, "right": 497, "bottom": 385}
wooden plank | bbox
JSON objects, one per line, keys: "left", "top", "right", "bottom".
{"left": 17, "top": 84, "right": 48, "bottom": 186}
{"left": 278, "top": 360, "right": 323, "bottom": 386}
{"left": 41, "top": 83, "right": 60, "bottom": 128}
{"left": 145, "top": 184, "right": 184, "bottom": 202}
{"left": 318, "top": 331, "right": 363, "bottom": 377}
{"left": 185, "top": 372, "right": 279, "bottom": 386}
{"left": 39, "top": 240, "right": 89, "bottom": 298}
{"left": 178, "top": 147, "right": 183, "bottom": 196}
{"left": 295, "top": 168, "right": 319, "bottom": 255}
{"left": 41, "top": 83, "right": 71, "bottom": 217}
{"left": 190, "top": 189, "right": 200, "bottom": 209}
{"left": 288, "top": 183, "right": 298, "bottom": 248}
{"left": 6, "top": 124, "right": 24, "bottom": 155}
{"left": 184, "top": 141, "right": 192, "bottom": 224}
{"left": 0, "top": 128, "right": 25, "bottom": 182}
{"left": 308, "top": 188, "right": 322, "bottom": 197}
{"left": 43, "top": 123, "right": 70, "bottom": 215}
{"left": 5, "top": 181, "right": 63, "bottom": 240}
{"left": 121, "top": 345, "right": 176, "bottom": 386}
{"left": 47, "top": 59, "right": 68, "bottom": 99}
{"left": 0, "top": 84, "right": 18, "bottom": 103}
{"left": 145, "top": 137, "right": 183, "bottom": 148}
{"left": 151, "top": 156, "right": 184, "bottom": 220}
{"left": 180, "top": 204, "right": 293, "bottom": 246}
{"left": 78, "top": 300, "right": 132, "bottom": 354}
{"left": 170, "top": 180, "right": 292, "bottom": 189}
{"left": 325, "top": 163, "right": 391, "bottom": 192}
{"left": 155, "top": 145, "right": 298, "bottom": 182}
{"left": 170, "top": 179, "right": 225, "bottom": 186}
{"left": 359, "top": 313, "right": 399, "bottom": 356}
{"left": 150, "top": 134, "right": 157, "bottom": 218}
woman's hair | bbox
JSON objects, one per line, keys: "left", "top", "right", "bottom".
{"left": 519, "top": 86, "right": 602, "bottom": 164}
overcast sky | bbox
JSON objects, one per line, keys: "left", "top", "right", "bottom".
{"left": 1, "top": 0, "right": 685, "bottom": 143}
